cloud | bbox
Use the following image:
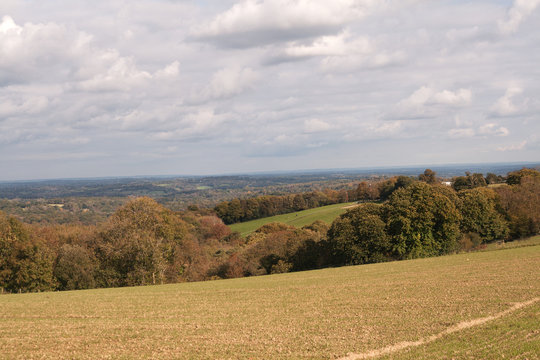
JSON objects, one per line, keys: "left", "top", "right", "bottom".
{"left": 0, "top": 16, "right": 179, "bottom": 91}
{"left": 498, "top": 0, "right": 540, "bottom": 35}
{"left": 400, "top": 86, "right": 472, "bottom": 108}
{"left": 0, "top": 95, "right": 48, "bottom": 117}
{"left": 497, "top": 140, "right": 527, "bottom": 152}
{"left": 392, "top": 86, "right": 472, "bottom": 119}
{"left": 490, "top": 87, "right": 527, "bottom": 116}
{"left": 448, "top": 128, "right": 475, "bottom": 139}
{"left": 191, "top": 0, "right": 381, "bottom": 48}
{"left": 2, "top": 1, "right": 540, "bottom": 180}
{"left": 149, "top": 109, "right": 228, "bottom": 141}
{"left": 304, "top": 118, "right": 332, "bottom": 133}
{"left": 193, "top": 67, "right": 259, "bottom": 102}
{"left": 448, "top": 123, "right": 509, "bottom": 139}
{"left": 282, "top": 31, "right": 371, "bottom": 58}
{"left": 266, "top": 29, "right": 406, "bottom": 71}
{"left": 478, "top": 123, "right": 509, "bottom": 137}
{"left": 76, "top": 54, "right": 152, "bottom": 92}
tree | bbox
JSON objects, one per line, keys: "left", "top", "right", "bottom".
{"left": 378, "top": 178, "right": 398, "bottom": 200}
{"left": 506, "top": 168, "right": 540, "bottom": 185}
{"left": 327, "top": 203, "right": 390, "bottom": 265}
{"left": 0, "top": 212, "right": 55, "bottom": 293}
{"left": 419, "top": 169, "right": 437, "bottom": 184}
{"left": 54, "top": 244, "right": 96, "bottom": 290}
{"left": 385, "top": 183, "right": 461, "bottom": 259}
{"left": 495, "top": 175, "right": 540, "bottom": 238}
{"left": 356, "top": 181, "right": 380, "bottom": 200}
{"left": 458, "top": 188, "right": 509, "bottom": 242}
{"left": 485, "top": 173, "right": 502, "bottom": 185}
{"left": 95, "top": 197, "right": 189, "bottom": 287}
{"left": 452, "top": 173, "right": 487, "bottom": 191}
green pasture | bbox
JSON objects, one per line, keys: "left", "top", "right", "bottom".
{"left": 229, "top": 202, "right": 358, "bottom": 236}
{"left": 1, "top": 239, "right": 539, "bottom": 359}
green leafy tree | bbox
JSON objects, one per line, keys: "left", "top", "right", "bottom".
{"left": 485, "top": 173, "right": 502, "bottom": 185}
{"left": 458, "top": 188, "right": 509, "bottom": 242}
{"left": 385, "top": 183, "right": 461, "bottom": 259}
{"left": 327, "top": 203, "right": 390, "bottom": 265}
{"left": 54, "top": 244, "right": 96, "bottom": 290}
{"left": 452, "top": 173, "right": 487, "bottom": 191}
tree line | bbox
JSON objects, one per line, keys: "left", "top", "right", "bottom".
{"left": 214, "top": 189, "right": 356, "bottom": 224}
{"left": 214, "top": 168, "right": 514, "bottom": 225}
{"left": 1, "top": 168, "right": 538, "bottom": 293}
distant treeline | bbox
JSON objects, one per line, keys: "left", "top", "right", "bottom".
{"left": 214, "top": 169, "right": 514, "bottom": 224}
{"left": 214, "top": 189, "right": 355, "bottom": 224}
{"left": 0, "top": 168, "right": 539, "bottom": 294}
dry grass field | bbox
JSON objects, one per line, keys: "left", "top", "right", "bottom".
{"left": 1, "top": 241, "right": 539, "bottom": 359}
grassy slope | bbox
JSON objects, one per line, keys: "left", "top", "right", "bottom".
{"left": 1, "top": 241, "right": 539, "bottom": 359}
{"left": 229, "top": 202, "right": 357, "bottom": 236}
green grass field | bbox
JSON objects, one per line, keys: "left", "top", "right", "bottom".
{"left": 229, "top": 202, "right": 357, "bottom": 236}
{"left": 1, "top": 239, "right": 539, "bottom": 359}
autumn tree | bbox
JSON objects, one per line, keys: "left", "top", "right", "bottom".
{"left": 419, "top": 169, "right": 437, "bottom": 184}
{"left": 506, "top": 168, "right": 540, "bottom": 185}
{"left": 495, "top": 174, "right": 540, "bottom": 238}
{"left": 0, "top": 212, "right": 55, "bottom": 293}
{"left": 95, "top": 197, "right": 189, "bottom": 287}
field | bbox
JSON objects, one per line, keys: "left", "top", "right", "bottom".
{"left": 1, "top": 240, "right": 539, "bottom": 359}
{"left": 229, "top": 202, "right": 358, "bottom": 236}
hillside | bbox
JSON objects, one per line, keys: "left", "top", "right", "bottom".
{"left": 229, "top": 202, "right": 358, "bottom": 236}
{"left": 1, "top": 239, "right": 538, "bottom": 359}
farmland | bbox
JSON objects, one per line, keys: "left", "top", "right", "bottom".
{"left": 229, "top": 202, "right": 358, "bottom": 236}
{"left": 1, "top": 240, "right": 538, "bottom": 359}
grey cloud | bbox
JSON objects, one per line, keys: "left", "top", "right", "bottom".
{"left": 1, "top": 0, "right": 540, "bottom": 180}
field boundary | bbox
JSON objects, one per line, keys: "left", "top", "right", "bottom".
{"left": 338, "top": 297, "right": 540, "bottom": 360}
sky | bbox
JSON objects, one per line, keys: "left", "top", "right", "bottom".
{"left": 0, "top": 0, "right": 539, "bottom": 181}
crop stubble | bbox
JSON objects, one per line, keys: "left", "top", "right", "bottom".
{"left": 0, "top": 244, "right": 538, "bottom": 359}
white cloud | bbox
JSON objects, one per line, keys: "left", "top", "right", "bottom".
{"left": 150, "top": 109, "right": 227, "bottom": 141}
{"left": 408, "top": 86, "right": 472, "bottom": 107}
{"left": 191, "top": 0, "right": 382, "bottom": 47}
{"left": 431, "top": 89, "right": 473, "bottom": 106}
{"left": 447, "top": 123, "right": 509, "bottom": 139}
{"left": 155, "top": 61, "right": 180, "bottom": 79}
{"left": 498, "top": 0, "right": 540, "bottom": 34}
{"left": 282, "top": 31, "right": 371, "bottom": 58}
{"left": 0, "top": 16, "right": 178, "bottom": 91}
{"left": 478, "top": 123, "right": 509, "bottom": 137}
{"left": 497, "top": 140, "right": 527, "bottom": 151}
{"left": 448, "top": 128, "right": 475, "bottom": 139}
{"left": 194, "top": 67, "right": 259, "bottom": 102}
{"left": 76, "top": 54, "right": 152, "bottom": 92}
{"left": 397, "top": 86, "right": 472, "bottom": 116}
{"left": 491, "top": 87, "right": 526, "bottom": 116}
{"left": 304, "top": 118, "right": 332, "bottom": 133}
{"left": 270, "top": 30, "right": 406, "bottom": 70}
{"left": 0, "top": 95, "right": 48, "bottom": 117}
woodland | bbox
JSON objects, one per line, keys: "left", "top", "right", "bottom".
{"left": 0, "top": 167, "right": 539, "bottom": 293}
